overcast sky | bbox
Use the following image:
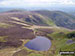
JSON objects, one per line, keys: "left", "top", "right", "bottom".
{"left": 0, "top": 0, "right": 75, "bottom": 8}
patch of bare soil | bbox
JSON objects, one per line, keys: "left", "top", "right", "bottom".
{"left": 13, "top": 49, "right": 29, "bottom": 56}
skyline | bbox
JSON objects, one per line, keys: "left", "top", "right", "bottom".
{"left": 0, "top": 0, "right": 75, "bottom": 8}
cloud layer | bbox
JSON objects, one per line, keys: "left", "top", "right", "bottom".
{"left": 0, "top": 0, "right": 75, "bottom": 7}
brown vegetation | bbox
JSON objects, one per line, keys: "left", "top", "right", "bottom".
{"left": 0, "top": 27, "right": 35, "bottom": 40}
{"left": 35, "top": 28, "right": 54, "bottom": 40}
{"left": 0, "top": 26, "right": 35, "bottom": 48}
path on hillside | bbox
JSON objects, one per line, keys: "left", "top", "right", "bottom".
{"left": 11, "top": 17, "right": 59, "bottom": 29}
{"left": 22, "top": 25, "right": 60, "bottom": 30}
{"left": 11, "top": 17, "right": 71, "bottom": 31}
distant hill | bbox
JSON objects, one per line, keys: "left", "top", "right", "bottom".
{"left": 0, "top": 10, "right": 55, "bottom": 26}
{"left": 34, "top": 10, "right": 75, "bottom": 29}
{"left": 69, "top": 12, "right": 75, "bottom": 16}
{"left": 0, "top": 8, "right": 12, "bottom": 12}
{"left": 0, "top": 10, "right": 75, "bottom": 29}
{"left": 5, "top": 9, "right": 27, "bottom": 12}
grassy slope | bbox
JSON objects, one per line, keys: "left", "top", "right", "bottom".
{"left": 0, "top": 22, "right": 13, "bottom": 28}
{"left": 47, "top": 29, "right": 75, "bottom": 56}
{"left": 34, "top": 11, "right": 75, "bottom": 29}
{"left": 35, "top": 13, "right": 55, "bottom": 26}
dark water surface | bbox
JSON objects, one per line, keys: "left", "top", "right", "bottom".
{"left": 25, "top": 36, "right": 51, "bottom": 51}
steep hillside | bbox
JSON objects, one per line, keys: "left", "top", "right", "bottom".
{"left": 0, "top": 10, "right": 55, "bottom": 26}
{"left": 34, "top": 10, "right": 75, "bottom": 29}
{"left": 1, "top": 10, "right": 75, "bottom": 29}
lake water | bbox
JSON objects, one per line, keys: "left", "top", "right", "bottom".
{"left": 24, "top": 36, "right": 51, "bottom": 51}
